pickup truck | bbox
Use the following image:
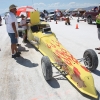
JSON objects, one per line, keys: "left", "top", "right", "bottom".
{"left": 84, "top": 7, "right": 100, "bottom": 24}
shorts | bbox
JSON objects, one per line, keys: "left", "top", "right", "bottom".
{"left": 22, "top": 29, "right": 27, "bottom": 34}
{"left": 8, "top": 33, "right": 18, "bottom": 44}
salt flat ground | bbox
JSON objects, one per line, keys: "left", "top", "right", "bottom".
{"left": 0, "top": 17, "right": 100, "bottom": 100}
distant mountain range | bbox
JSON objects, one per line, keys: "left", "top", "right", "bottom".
{"left": 46, "top": 6, "right": 97, "bottom": 12}
{"left": 0, "top": 6, "right": 98, "bottom": 16}
{"left": 82, "top": 6, "right": 97, "bottom": 11}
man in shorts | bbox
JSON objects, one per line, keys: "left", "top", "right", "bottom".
{"left": 6, "top": 4, "right": 21, "bottom": 58}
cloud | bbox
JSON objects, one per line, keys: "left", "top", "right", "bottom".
{"left": 48, "top": 2, "right": 60, "bottom": 9}
{"left": 33, "top": 3, "right": 46, "bottom": 9}
{"left": 68, "top": 2, "right": 76, "bottom": 5}
{"left": 32, "top": 2, "right": 98, "bottom": 10}
{"left": 0, "top": 8, "right": 8, "bottom": 14}
{"left": 0, "top": 2, "right": 99, "bottom": 14}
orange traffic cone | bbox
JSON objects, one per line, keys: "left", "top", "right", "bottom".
{"left": 56, "top": 20, "right": 57, "bottom": 24}
{"left": 76, "top": 24, "right": 78, "bottom": 29}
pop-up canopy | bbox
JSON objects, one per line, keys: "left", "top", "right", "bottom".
{"left": 16, "top": 6, "right": 35, "bottom": 17}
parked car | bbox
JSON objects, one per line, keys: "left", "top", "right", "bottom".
{"left": 84, "top": 6, "right": 100, "bottom": 24}
{"left": 48, "top": 11, "right": 54, "bottom": 20}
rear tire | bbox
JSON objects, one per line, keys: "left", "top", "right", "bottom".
{"left": 83, "top": 49, "right": 98, "bottom": 71}
{"left": 77, "top": 19, "right": 79, "bottom": 22}
{"left": 68, "top": 22, "right": 70, "bottom": 25}
{"left": 65, "top": 22, "right": 67, "bottom": 25}
{"left": 41, "top": 56, "right": 52, "bottom": 80}
{"left": 87, "top": 17, "right": 92, "bottom": 24}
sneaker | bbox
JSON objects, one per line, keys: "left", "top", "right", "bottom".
{"left": 12, "top": 54, "right": 16, "bottom": 58}
{"left": 12, "top": 53, "right": 20, "bottom": 58}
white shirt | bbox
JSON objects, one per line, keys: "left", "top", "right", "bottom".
{"left": 56, "top": 12, "right": 60, "bottom": 16}
{"left": 20, "top": 18, "right": 27, "bottom": 30}
{"left": 6, "top": 12, "right": 18, "bottom": 33}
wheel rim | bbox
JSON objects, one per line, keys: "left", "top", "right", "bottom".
{"left": 88, "top": 19, "right": 90, "bottom": 23}
{"left": 88, "top": 18, "right": 91, "bottom": 24}
{"left": 84, "top": 55, "right": 92, "bottom": 69}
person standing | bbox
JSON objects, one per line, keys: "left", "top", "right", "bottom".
{"left": 6, "top": 4, "right": 20, "bottom": 58}
{"left": 56, "top": 11, "right": 60, "bottom": 20}
{"left": 43, "top": 10, "right": 48, "bottom": 22}
{"left": 95, "top": 11, "right": 100, "bottom": 53}
{"left": 20, "top": 14, "right": 28, "bottom": 43}
{"left": 53, "top": 12, "right": 57, "bottom": 21}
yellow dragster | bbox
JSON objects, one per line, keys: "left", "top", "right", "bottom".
{"left": 27, "top": 11, "right": 99, "bottom": 99}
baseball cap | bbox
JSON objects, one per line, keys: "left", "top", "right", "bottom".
{"left": 9, "top": 4, "right": 17, "bottom": 10}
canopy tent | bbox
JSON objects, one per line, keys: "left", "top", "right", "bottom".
{"left": 16, "top": 6, "right": 35, "bottom": 17}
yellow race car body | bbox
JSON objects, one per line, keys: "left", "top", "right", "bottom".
{"left": 27, "top": 11, "right": 98, "bottom": 99}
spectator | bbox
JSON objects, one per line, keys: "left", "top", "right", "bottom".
{"left": 40, "top": 12, "right": 45, "bottom": 19}
{"left": 53, "top": 12, "right": 57, "bottom": 21}
{"left": 43, "top": 10, "right": 48, "bottom": 21}
{"left": 70, "top": 13, "right": 73, "bottom": 19}
{"left": 20, "top": 13, "right": 28, "bottom": 43}
{"left": 95, "top": 11, "right": 100, "bottom": 54}
{"left": 5, "top": 4, "right": 21, "bottom": 58}
{"left": 63, "top": 10, "right": 66, "bottom": 17}
{"left": 56, "top": 11, "right": 60, "bottom": 20}
{"left": 0, "top": 15, "right": 2, "bottom": 26}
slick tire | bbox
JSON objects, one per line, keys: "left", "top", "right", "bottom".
{"left": 83, "top": 49, "right": 98, "bottom": 71}
{"left": 87, "top": 17, "right": 92, "bottom": 24}
{"left": 41, "top": 56, "right": 52, "bottom": 80}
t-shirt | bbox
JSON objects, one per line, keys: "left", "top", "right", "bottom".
{"left": 44, "top": 13, "right": 48, "bottom": 18}
{"left": 5, "top": 12, "right": 18, "bottom": 33}
{"left": 56, "top": 12, "right": 60, "bottom": 17}
{"left": 20, "top": 18, "right": 27, "bottom": 30}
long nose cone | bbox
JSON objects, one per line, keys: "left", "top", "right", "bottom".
{"left": 82, "top": 76, "right": 98, "bottom": 99}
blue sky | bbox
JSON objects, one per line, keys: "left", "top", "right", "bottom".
{"left": 0, "top": 0, "right": 100, "bottom": 14}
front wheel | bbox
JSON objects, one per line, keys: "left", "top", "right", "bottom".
{"left": 83, "top": 49, "right": 98, "bottom": 71}
{"left": 41, "top": 56, "right": 52, "bottom": 80}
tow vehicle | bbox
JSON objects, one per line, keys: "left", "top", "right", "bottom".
{"left": 84, "top": 6, "right": 100, "bottom": 24}
{"left": 27, "top": 11, "right": 99, "bottom": 99}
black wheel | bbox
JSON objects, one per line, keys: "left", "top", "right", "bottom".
{"left": 84, "top": 19, "right": 86, "bottom": 22}
{"left": 77, "top": 19, "right": 79, "bottom": 22}
{"left": 65, "top": 22, "right": 67, "bottom": 25}
{"left": 68, "top": 22, "right": 70, "bottom": 25}
{"left": 83, "top": 49, "right": 98, "bottom": 71}
{"left": 87, "top": 17, "right": 92, "bottom": 24}
{"left": 41, "top": 56, "right": 52, "bottom": 80}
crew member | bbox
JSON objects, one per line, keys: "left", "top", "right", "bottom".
{"left": 95, "top": 11, "right": 100, "bottom": 53}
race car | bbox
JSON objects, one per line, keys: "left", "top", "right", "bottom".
{"left": 27, "top": 11, "right": 99, "bottom": 99}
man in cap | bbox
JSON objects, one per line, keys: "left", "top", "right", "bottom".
{"left": 5, "top": 4, "right": 21, "bottom": 58}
